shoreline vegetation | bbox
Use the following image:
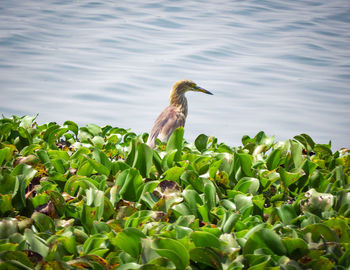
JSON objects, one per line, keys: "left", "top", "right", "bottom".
{"left": 0, "top": 115, "right": 349, "bottom": 269}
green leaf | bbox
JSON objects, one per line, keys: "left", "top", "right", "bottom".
{"left": 190, "top": 231, "right": 221, "bottom": 249}
{"left": 86, "top": 123, "right": 102, "bottom": 136}
{"left": 163, "top": 167, "right": 185, "bottom": 182}
{"left": 31, "top": 212, "right": 55, "bottom": 233}
{"left": 132, "top": 142, "right": 153, "bottom": 178}
{"left": 237, "top": 153, "right": 254, "bottom": 177}
{"left": 114, "top": 168, "right": 143, "bottom": 202}
{"left": 82, "top": 234, "right": 108, "bottom": 255}
{"left": 302, "top": 223, "right": 338, "bottom": 242}
{"left": 190, "top": 247, "right": 222, "bottom": 270}
{"left": 266, "top": 148, "right": 282, "bottom": 170}
{"left": 290, "top": 140, "right": 304, "bottom": 168}
{"left": 180, "top": 170, "right": 203, "bottom": 193}
{"left": 23, "top": 229, "right": 49, "bottom": 258}
{"left": 152, "top": 237, "right": 189, "bottom": 270}
{"left": 279, "top": 167, "right": 302, "bottom": 188}
{"left": 63, "top": 120, "right": 79, "bottom": 136}
{"left": 276, "top": 204, "right": 297, "bottom": 225}
{"left": 243, "top": 228, "right": 287, "bottom": 256}
{"left": 282, "top": 238, "right": 309, "bottom": 259}
{"left": 0, "top": 194, "right": 13, "bottom": 215}
{"left": 194, "top": 134, "right": 209, "bottom": 152}
{"left": 0, "top": 147, "right": 13, "bottom": 166}
{"left": 204, "top": 181, "right": 216, "bottom": 211}
{"left": 233, "top": 177, "right": 259, "bottom": 195}
{"left": 166, "top": 127, "right": 184, "bottom": 161}
{"left": 115, "top": 228, "right": 146, "bottom": 258}
{"left": 193, "top": 156, "right": 211, "bottom": 175}
{"left": 86, "top": 156, "right": 110, "bottom": 176}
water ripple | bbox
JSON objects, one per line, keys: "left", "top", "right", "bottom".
{"left": 0, "top": 0, "right": 349, "bottom": 149}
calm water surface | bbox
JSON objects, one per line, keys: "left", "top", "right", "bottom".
{"left": 1, "top": 0, "right": 349, "bottom": 149}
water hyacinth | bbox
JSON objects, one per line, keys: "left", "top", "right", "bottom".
{"left": 0, "top": 115, "right": 349, "bottom": 269}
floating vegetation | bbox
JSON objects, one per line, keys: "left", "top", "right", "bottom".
{"left": 0, "top": 115, "right": 349, "bottom": 269}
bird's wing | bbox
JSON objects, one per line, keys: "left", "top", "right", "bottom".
{"left": 147, "top": 105, "right": 186, "bottom": 148}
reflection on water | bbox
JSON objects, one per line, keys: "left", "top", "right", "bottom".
{"left": 0, "top": 0, "right": 349, "bottom": 149}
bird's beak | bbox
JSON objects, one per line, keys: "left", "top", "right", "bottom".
{"left": 196, "top": 86, "right": 213, "bottom": 95}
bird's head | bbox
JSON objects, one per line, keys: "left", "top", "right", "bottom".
{"left": 172, "top": 79, "right": 213, "bottom": 96}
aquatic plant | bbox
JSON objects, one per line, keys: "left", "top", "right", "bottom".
{"left": 0, "top": 115, "right": 349, "bottom": 269}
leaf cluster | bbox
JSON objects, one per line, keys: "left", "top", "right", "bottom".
{"left": 0, "top": 116, "right": 349, "bottom": 269}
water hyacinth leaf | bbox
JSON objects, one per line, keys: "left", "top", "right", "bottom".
{"left": 276, "top": 204, "right": 297, "bottom": 225}
{"left": 23, "top": 229, "right": 49, "bottom": 258}
{"left": 91, "top": 136, "right": 105, "bottom": 148}
{"left": 92, "top": 148, "right": 112, "bottom": 171}
{"left": 81, "top": 204, "right": 99, "bottom": 232}
{"left": 86, "top": 188, "right": 105, "bottom": 220}
{"left": 64, "top": 175, "right": 96, "bottom": 196}
{"left": 243, "top": 228, "right": 287, "bottom": 256}
{"left": 282, "top": 238, "right": 309, "bottom": 259}
{"left": 163, "top": 167, "right": 185, "bottom": 182}
{"left": 86, "top": 124, "right": 102, "bottom": 136}
{"left": 194, "top": 134, "right": 209, "bottom": 152}
{"left": 279, "top": 167, "right": 302, "bottom": 188}
{"left": 182, "top": 189, "right": 203, "bottom": 217}
{"left": 190, "top": 231, "right": 221, "bottom": 249}
{"left": 294, "top": 133, "right": 315, "bottom": 151}
{"left": 266, "top": 148, "right": 282, "bottom": 170}
{"left": 11, "top": 163, "right": 37, "bottom": 182}
{"left": 314, "top": 144, "right": 332, "bottom": 159}
{"left": 51, "top": 158, "right": 66, "bottom": 174}
{"left": 32, "top": 212, "right": 55, "bottom": 233}
{"left": 204, "top": 181, "right": 216, "bottom": 211}
{"left": 0, "top": 250, "right": 35, "bottom": 269}
{"left": 244, "top": 254, "right": 271, "bottom": 269}
{"left": 192, "top": 156, "right": 210, "bottom": 175}
{"left": 180, "top": 170, "right": 203, "bottom": 193}
{"left": 152, "top": 180, "right": 183, "bottom": 213}
{"left": 301, "top": 189, "right": 334, "bottom": 215}
{"left": 19, "top": 115, "right": 37, "bottom": 129}
{"left": 161, "top": 149, "right": 178, "bottom": 171}
{"left": 190, "top": 247, "right": 222, "bottom": 270}
{"left": 82, "top": 234, "right": 108, "bottom": 255}
{"left": 12, "top": 175, "right": 26, "bottom": 209}
{"left": 233, "top": 177, "right": 259, "bottom": 195}
{"left": 0, "top": 147, "right": 13, "bottom": 166}
{"left": 132, "top": 142, "right": 153, "bottom": 178}
{"left": 221, "top": 212, "right": 240, "bottom": 233}
{"left": 63, "top": 120, "right": 79, "bottom": 136}
{"left": 290, "top": 140, "right": 304, "bottom": 168}
{"left": 115, "top": 228, "right": 146, "bottom": 258}
{"left": 152, "top": 237, "right": 189, "bottom": 270}
{"left": 86, "top": 156, "right": 110, "bottom": 176}
{"left": 302, "top": 223, "right": 338, "bottom": 242}
{"left": 334, "top": 190, "right": 350, "bottom": 217}
{"left": 237, "top": 153, "right": 254, "bottom": 177}
{"left": 234, "top": 194, "right": 253, "bottom": 214}
{"left": 115, "top": 168, "right": 143, "bottom": 202}
{"left": 0, "top": 194, "right": 13, "bottom": 215}
{"left": 209, "top": 159, "right": 223, "bottom": 179}
{"left": 76, "top": 160, "right": 94, "bottom": 176}
{"left": 166, "top": 127, "right": 184, "bottom": 161}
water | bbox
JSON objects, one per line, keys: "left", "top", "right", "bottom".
{"left": 1, "top": 0, "right": 349, "bottom": 150}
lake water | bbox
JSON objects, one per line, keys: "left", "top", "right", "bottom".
{"left": 1, "top": 0, "right": 349, "bottom": 150}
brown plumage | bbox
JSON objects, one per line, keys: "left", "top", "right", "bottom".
{"left": 147, "top": 79, "right": 213, "bottom": 148}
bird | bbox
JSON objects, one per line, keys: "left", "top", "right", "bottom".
{"left": 147, "top": 79, "right": 213, "bottom": 148}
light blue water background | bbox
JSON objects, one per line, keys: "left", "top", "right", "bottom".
{"left": 1, "top": 0, "right": 349, "bottom": 149}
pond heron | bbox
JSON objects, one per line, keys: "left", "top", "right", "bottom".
{"left": 147, "top": 79, "right": 213, "bottom": 148}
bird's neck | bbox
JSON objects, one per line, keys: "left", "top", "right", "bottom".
{"left": 170, "top": 91, "right": 188, "bottom": 116}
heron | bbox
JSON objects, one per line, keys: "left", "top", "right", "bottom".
{"left": 147, "top": 79, "right": 213, "bottom": 148}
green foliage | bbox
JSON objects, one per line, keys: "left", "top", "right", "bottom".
{"left": 0, "top": 115, "right": 349, "bottom": 269}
